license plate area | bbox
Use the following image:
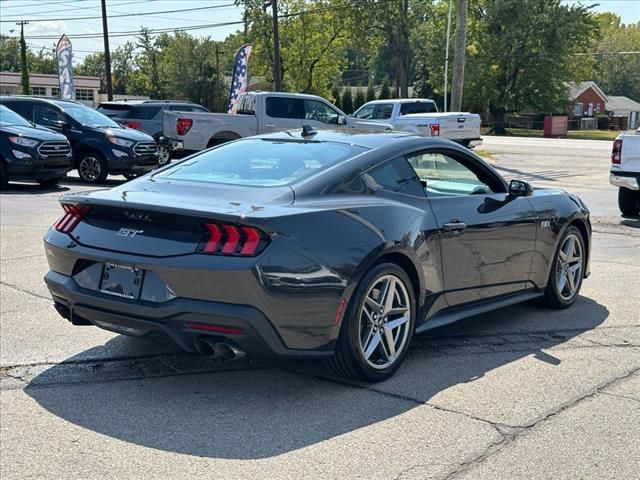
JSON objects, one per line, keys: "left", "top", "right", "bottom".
{"left": 100, "top": 263, "right": 144, "bottom": 299}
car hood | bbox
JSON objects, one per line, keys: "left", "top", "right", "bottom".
{"left": 1, "top": 124, "right": 68, "bottom": 141}
{"left": 92, "top": 126, "right": 155, "bottom": 142}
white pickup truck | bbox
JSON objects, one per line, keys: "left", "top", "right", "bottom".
{"left": 352, "top": 99, "right": 482, "bottom": 148}
{"left": 610, "top": 128, "right": 640, "bottom": 215}
{"left": 163, "top": 91, "right": 389, "bottom": 153}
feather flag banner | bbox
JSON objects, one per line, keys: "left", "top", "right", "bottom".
{"left": 227, "top": 44, "right": 253, "bottom": 114}
{"left": 56, "top": 34, "right": 75, "bottom": 100}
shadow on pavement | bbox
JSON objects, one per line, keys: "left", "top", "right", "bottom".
{"left": 25, "top": 296, "right": 608, "bottom": 459}
{"left": 0, "top": 176, "right": 125, "bottom": 194}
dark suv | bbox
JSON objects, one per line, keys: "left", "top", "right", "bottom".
{"left": 97, "top": 100, "right": 208, "bottom": 165}
{"left": 0, "top": 104, "right": 72, "bottom": 188}
{"left": 0, "top": 96, "right": 158, "bottom": 183}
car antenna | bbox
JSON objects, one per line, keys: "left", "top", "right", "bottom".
{"left": 301, "top": 124, "right": 317, "bottom": 137}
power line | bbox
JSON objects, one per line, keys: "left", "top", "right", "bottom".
{"left": 1, "top": 0, "right": 159, "bottom": 18}
{"left": 0, "top": 3, "right": 237, "bottom": 23}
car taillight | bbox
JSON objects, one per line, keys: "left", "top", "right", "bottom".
{"left": 611, "top": 139, "right": 622, "bottom": 164}
{"left": 176, "top": 118, "right": 193, "bottom": 136}
{"left": 123, "top": 120, "right": 141, "bottom": 129}
{"left": 198, "top": 222, "right": 268, "bottom": 256}
{"left": 53, "top": 203, "right": 91, "bottom": 234}
{"left": 430, "top": 124, "right": 440, "bottom": 136}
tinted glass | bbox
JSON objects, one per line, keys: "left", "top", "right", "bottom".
{"left": 129, "top": 106, "right": 161, "bottom": 119}
{"left": 266, "top": 97, "right": 303, "bottom": 119}
{"left": 0, "top": 104, "right": 31, "bottom": 127}
{"left": 97, "top": 104, "right": 132, "bottom": 118}
{"left": 400, "top": 102, "right": 437, "bottom": 115}
{"left": 61, "top": 104, "right": 120, "bottom": 128}
{"left": 160, "top": 138, "right": 367, "bottom": 187}
{"left": 374, "top": 104, "right": 394, "bottom": 119}
{"left": 407, "top": 152, "right": 493, "bottom": 196}
{"left": 33, "top": 104, "right": 65, "bottom": 125}
{"left": 303, "top": 100, "right": 339, "bottom": 124}
{"left": 353, "top": 104, "right": 375, "bottom": 119}
{"left": 364, "top": 157, "right": 425, "bottom": 196}
{"left": 1, "top": 101, "right": 32, "bottom": 120}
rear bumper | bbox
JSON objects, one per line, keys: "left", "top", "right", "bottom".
{"left": 610, "top": 172, "right": 639, "bottom": 191}
{"left": 44, "top": 270, "right": 333, "bottom": 360}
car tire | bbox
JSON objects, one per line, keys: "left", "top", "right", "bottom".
{"left": 0, "top": 162, "right": 8, "bottom": 189}
{"left": 542, "top": 226, "right": 586, "bottom": 309}
{"left": 326, "top": 262, "right": 416, "bottom": 382}
{"left": 156, "top": 143, "right": 171, "bottom": 167}
{"left": 618, "top": 187, "right": 640, "bottom": 216}
{"left": 77, "top": 152, "right": 108, "bottom": 184}
{"left": 38, "top": 178, "right": 61, "bottom": 187}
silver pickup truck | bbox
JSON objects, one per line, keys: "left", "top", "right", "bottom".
{"left": 610, "top": 128, "right": 640, "bottom": 215}
{"left": 163, "top": 91, "right": 389, "bottom": 153}
{"left": 352, "top": 99, "right": 482, "bottom": 148}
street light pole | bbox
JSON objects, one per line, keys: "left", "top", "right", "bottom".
{"left": 101, "top": 0, "right": 113, "bottom": 101}
{"left": 444, "top": 0, "right": 452, "bottom": 112}
{"left": 272, "top": 0, "right": 282, "bottom": 91}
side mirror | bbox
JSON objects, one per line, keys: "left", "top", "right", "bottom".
{"left": 337, "top": 115, "right": 347, "bottom": 125}
{"left": 508, "top": 179, "right": 533, "bottom": 197}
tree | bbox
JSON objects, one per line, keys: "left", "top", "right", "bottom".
{"left": 76, "top": 52, "right": 106, "bottom": 92}
{"left": 366, "top": 81, "right": 376, "bottom": 102}
{"left": 378, "top": 78, "right": 391, "bottom": 99}
{"left": 591, "top": 14, "right": 640, "bottom": 100}
{"left": 29, "top": 47, "right": 57, "bottom": 75}
{"left": 19, "top": 30, "right": 29, "bottom": 94}
{"left": 331, "top": 85, "right": 342, "bottom": 110}
{"left": 0, "top": 35, "right": 21, "bottom": 72}
{"left": 111, "top": 42, "right": 135, "bottom": 95}
{"left": 342, "top": 88, "right": 354, "bottom": 113}
{"left": 354, "top": 87, "right": 366, "bottom": 110}
{"left": 135, "top": 28, "right": 163, "bottom": 99}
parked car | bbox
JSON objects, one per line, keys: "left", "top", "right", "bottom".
{"left": 162, "top": 91, "right": 390, "bottom": 154}
{"left": 43, "top": 128, "right": 591, "bottom": 382}
{"left": 610, "top": 129, "right": 640, "bottom": 215}
{"left": 0, "top": 104, "right": 72, "bottom": 188}
{"left": 97, "top": 100, "right": 209, "bottom": 166}
{"left": 352, "top": 99, "right": 483, "bottom": 147}
{"left": 0, "top": 96, "right": 158, "bottom": 183}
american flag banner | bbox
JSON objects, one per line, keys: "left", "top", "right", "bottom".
{"left": 227, "top": 44, "right": 253, "bottom": 114}
{"left": 56, "top": 34, "right": 75, "bottom": 100}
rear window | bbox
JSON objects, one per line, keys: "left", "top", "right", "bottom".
{"left": 400, "top": 102, "right": 437, "bottom": 115}
{"left": 160, "top": 138, "right": 367, "bottom": 187}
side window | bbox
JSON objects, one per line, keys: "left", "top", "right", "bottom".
{"left": 265, "top": 97, "right": 303, "bottom": 119}
{"left": 373, "top": 103, "right": 394, "bottom": 120}
{"left": 303, "top": 100, "right": 339, "bottom": 124}
{"left": 364, "top": 157, "right": 425, "bottom": 197}
{"left": 407, "top": 152, "right": 494, "bottom": 196}
{"left": 129, "top": 106, "right": 160, "bottom": 119}
{"left": 3, "top": 102, "right": 32, "bottom": 120}
{"left": 33, "top": 104, "right": 65, "bottom": 126}
{"left": 353, "top": 104, "right": 375, "bottom": 119}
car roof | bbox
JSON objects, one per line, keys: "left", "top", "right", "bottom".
{"left": 253, "top": 127, "right": 464, "bottom": 151}
{"left": 361, "top": 99, "right": 437, "bottom": 105}
{"left": 0, "top": 95, "right": 83, "bottom": 107}
{"left": 99, "top": 100, "right": 199, "bottom": 107}
{"left": 242, "top": 91, "right": 331, "bottom": 102}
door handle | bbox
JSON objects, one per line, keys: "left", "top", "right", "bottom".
{"left": 443, "top": 221, "right": 467, "bottom": 232}
{"left": 264, "top": 123, "right": 276, "bottom": 128}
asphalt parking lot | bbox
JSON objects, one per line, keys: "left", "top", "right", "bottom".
{"left": 1, "top": 136, "right": 638, "bottom": 479}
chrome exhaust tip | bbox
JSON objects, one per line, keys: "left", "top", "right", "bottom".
{"left": 214, "top": 342, "right": 246, "bottom": 360}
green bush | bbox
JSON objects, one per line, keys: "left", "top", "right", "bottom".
{"left": 341, "top": 89, "right": 354, "bottom": 114}
{"left": 596, "top": 114, "right": 610, "bottom": 130}
{"left": 354, "top": 88, "right": 366, "bottom": 111}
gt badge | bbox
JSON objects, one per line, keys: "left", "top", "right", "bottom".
{"left": 117, "top": 228, "right": 144, "bottom": 238}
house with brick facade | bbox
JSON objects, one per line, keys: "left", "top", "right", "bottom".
{"left": 568, "top": 81, "right": 608, "bottom": 118}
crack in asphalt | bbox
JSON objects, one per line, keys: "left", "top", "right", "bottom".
{"left": 437, "top": 366, "right": 640, "bottom": 480}
{"left": 0, "top": 281, "right": 51, "bottom": 301}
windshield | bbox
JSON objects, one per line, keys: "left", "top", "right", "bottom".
{"left": 0, "top": 105, "right": 31, "bottom": 127}
{"left": 160, "top": 138, "right": 367, "bottom": 187}
{"left": 62, "top": 104, "right": 120, "bottom": 128}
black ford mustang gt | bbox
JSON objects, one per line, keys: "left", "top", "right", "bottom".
{"left": 44, "top": 129, "right": 591, "bottom": 381}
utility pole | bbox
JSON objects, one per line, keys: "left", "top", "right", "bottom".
{"left": 16, "top": 21, "right": 30, "bottom": 95}
{"left": 450, "top": 0, "right": 468, "bottom": 112}
{"left": 443, "top": 0, "right": 452, "bottom": 112}
{"left": 101, "top": 0, "right": 113, "bottom": 100}
{"left": 271, "top": 0, "right": 282, "bottom": 91}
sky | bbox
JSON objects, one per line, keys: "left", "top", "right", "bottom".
{"left": 0, "top": 0, "right": 639, "bottom": 63}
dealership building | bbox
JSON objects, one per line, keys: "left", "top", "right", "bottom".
{"left": 0, "top": 71, "right": 101, "bottom": 106}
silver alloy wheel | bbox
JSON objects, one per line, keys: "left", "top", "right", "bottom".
{"left": 79, "top": 156, "right": 101, "bottom": 182}
{"left": 359, "top": 274, "right": 411, "bottom": 370}
{"left": 555, "top": 233, "right": 583, "bottom": 301}
{"left": 157, "top": 145, "right": 170, "bottom": 166}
